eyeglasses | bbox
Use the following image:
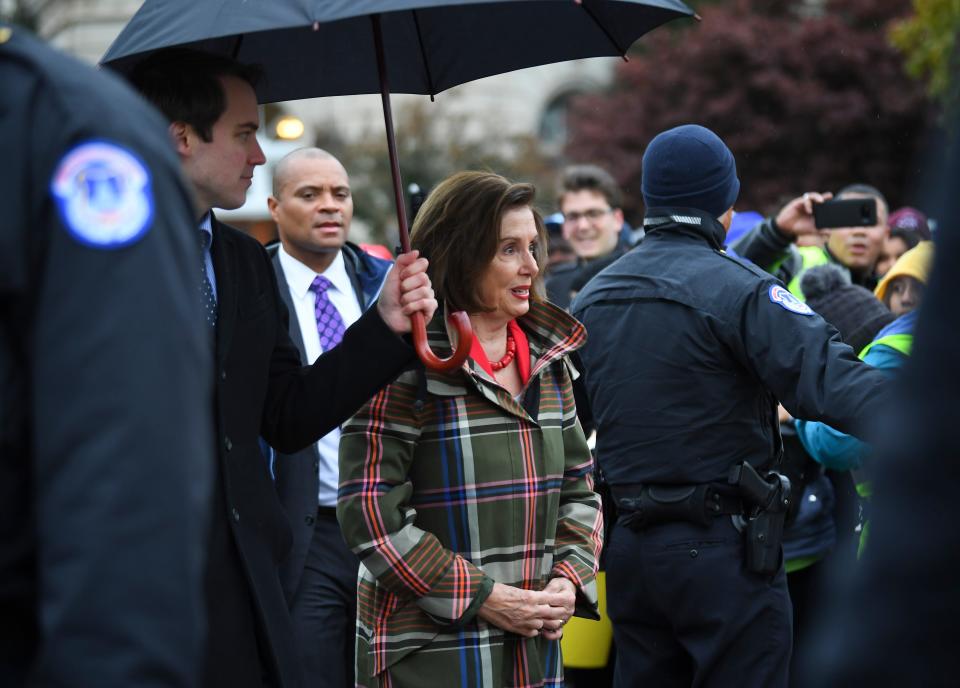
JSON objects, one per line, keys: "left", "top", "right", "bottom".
{"left": 562, "top": 207, "right": 613, "bottom": 224}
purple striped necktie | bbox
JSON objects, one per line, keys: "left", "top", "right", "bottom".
{"left": 309, "top": 275, "right": 345, "bottom": 351}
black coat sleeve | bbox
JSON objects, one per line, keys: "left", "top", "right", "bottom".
{"left": 258, "top": 247, "right": 415, "bottom": 454}
{"left": 730, "top": 280, "right": 891, "bottom": 439}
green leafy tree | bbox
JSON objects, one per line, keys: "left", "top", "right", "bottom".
{"left": 890, "top": 0, "right": 960, "bottom": 124}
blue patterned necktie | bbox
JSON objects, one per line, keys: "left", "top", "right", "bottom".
{"left": 198, "top": 230, "right": 217, "bottom": 328}
{"left": 309, "top": 275, "right": 345, "bottom": 350}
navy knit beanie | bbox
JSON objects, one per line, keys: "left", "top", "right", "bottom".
{"left": 641, "top": 124, "right": 740, "bottom": 218}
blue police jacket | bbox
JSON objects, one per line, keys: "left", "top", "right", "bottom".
{"left": 571, "top": 208, "right": 891, "bottom": 487}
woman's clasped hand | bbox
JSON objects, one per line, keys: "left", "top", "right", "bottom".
{"left": 478, "top": 578, "right": 577, "bottom": 639}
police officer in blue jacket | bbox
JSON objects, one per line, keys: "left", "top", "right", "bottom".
{"left": 571, "top": 125, "right": 890, "bottom": 687}
{"left": 1, "top": 25, "right": 213, "bottom": 686}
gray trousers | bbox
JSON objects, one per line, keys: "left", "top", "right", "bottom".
{"left": 289, "top": 508, "right": 359, "bottom": 688}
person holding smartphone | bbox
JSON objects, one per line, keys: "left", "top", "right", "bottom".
{"left": 732, "top": 184, "right": 890, "bottom": 298}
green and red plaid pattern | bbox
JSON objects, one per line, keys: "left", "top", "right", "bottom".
{"left": 338, "top": 300, "right": 603, "bottom": 687}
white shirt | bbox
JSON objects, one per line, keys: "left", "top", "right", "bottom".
{"left": 278, "top": 245, "right": 363, "bottom": 506}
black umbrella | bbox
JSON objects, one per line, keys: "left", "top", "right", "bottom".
{"left": 103, "top": 0, "right": 696, "bottom": 370}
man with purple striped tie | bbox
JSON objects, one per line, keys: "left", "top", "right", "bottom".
{"left": 266, "top": 147, "right": 394, "bottom": 688}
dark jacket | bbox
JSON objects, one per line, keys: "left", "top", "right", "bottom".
{"left": 545, "top": 222, "right": 639, "bottom": 310}
{"left": 732, "top": 216, "right": 879, "bottom": 292}
{"left": 546, "top": 247, "right": 626, "bottom": 310}
{"left": 205, "top": 218, "right": 413, "bottom": 688}
{"left": 270, "top": 242, "right": 392, "bottom": 602}
{"left": 570, "top": 208, "right": 890, "bottom": 487}
{"left": 1, "top": 26, "right": 213, "bottom": 687}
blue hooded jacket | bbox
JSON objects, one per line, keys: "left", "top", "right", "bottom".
{"left": 795, "top": 310, "right": 918, "bottom": 471}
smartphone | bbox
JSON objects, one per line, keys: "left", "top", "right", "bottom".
{"left": 813, "top": 198, "right": 878, "bottom": 229}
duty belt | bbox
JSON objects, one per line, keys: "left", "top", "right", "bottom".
{"left": 610, "top": 483, "right": 744, "bottom": 530}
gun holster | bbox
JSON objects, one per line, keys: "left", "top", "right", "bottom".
{"left": 729, "top": 462, "right": 791, "bottom": 576}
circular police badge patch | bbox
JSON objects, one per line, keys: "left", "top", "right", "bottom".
{"left": 51, "top": 140, "right": 154, "bottom": 249}
{"left": 769, "top": 284, "right": 814, "bottom": 315}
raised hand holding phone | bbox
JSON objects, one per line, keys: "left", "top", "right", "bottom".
{"left": 774, "top": 191, "right": 834, "bottom": 240}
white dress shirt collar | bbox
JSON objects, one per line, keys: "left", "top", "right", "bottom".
{"left": 278, "top": 245, "right": 352, "bottom": 301}
{"left": 275, "top": 244, "right": 363, "bottom": 507}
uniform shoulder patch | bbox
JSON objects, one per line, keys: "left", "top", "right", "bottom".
{"left": 768, "top": 284, "right": 814, "bottom": 315}
{"left": 51, "top": 140, "right": 154, "bottom": 249}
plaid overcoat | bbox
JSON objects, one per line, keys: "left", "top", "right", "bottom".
{"left": 338, "top": 300, "right": 603, "bottom": 687}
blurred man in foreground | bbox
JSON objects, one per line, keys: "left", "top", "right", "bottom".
{"left": 2, "top": 25, "right": 213, "bottom": 686}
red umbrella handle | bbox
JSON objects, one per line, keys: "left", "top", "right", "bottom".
{"left": 373, "top": 14, "right": 472, "bottom": 372}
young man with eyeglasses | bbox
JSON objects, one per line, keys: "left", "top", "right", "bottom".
{"left": 546, "top": 164, "right": 637, "bottom": 309}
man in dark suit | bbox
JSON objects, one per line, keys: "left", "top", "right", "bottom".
{"left": 266, "top": 147, "right": 390, "bottom": 687}
{"left": 129, "top": 50, "right": 438, "bottom": 688}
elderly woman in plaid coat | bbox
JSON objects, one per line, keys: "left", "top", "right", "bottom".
{"left": 338, "top": 171, "right": 603, "bottom": 688}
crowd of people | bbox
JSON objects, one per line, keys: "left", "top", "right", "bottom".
{"left": 4, "top": 22, "right": 947, "bottom": 688}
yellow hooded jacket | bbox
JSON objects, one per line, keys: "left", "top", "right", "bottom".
{"left": 874, "top": 240, "right": 934, "bottom": 303}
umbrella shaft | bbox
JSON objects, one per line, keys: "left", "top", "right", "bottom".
{"left": 372, "top": 14, "right": 411, "bottom": 253}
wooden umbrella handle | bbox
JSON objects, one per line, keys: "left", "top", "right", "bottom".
{"left": 410, "top": 311, "right": 472, "bottom": 372}
{"left": 373, "top": 13, "right": 473, "bottom": 371}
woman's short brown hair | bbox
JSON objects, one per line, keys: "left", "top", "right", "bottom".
{"left": 411, "top": 171, "right": 547, "bottom": 314}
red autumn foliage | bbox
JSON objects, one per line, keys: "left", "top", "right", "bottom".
{"left": 565, "top": 0, "right": 936, "bottom": 219}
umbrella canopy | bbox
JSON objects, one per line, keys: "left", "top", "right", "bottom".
{"left": 102, "top": 0, "right": 695, "bottom": 370}
{"left": 102, "top": 0, "right": 695, "bottom": 102}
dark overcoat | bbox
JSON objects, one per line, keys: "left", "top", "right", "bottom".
{"left": 205, "top": 217, "right": 412, "bottom": 687}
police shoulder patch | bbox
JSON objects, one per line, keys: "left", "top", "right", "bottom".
{"left": 51, "top": 140, "right": 154, "bottom": 249}
{"left": 768, "top": 284, "right": 814, "bottom": 315}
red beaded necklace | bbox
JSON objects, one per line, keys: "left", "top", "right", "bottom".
{"left": 489, "top": 331, "right": 517, "bottom": 371}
